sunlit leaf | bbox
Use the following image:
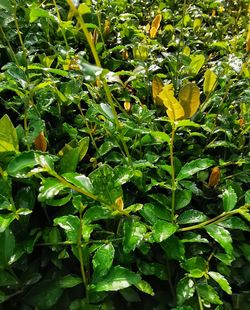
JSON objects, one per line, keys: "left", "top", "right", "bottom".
{"left": 203, "top": 69, "right": 217, "bottom": 95}
{"left": 0, "top": 115, "right": 18, "bottom": 153}
{"left": 178, "top": 83, "right": 201, "bottom": 119}
{"left": 189, "top": 54, "right": 205, "bottom": 76}
{"left": 150, "top": 14, "right": 162, "bottom": 38}
{"left": 152, "top": 76, "right": 163, "bottom": 104}
{"left": 208, "top": 271, "right": 232, "bottom": 294}
{"left": 221, "top": 186, "right": 237, "bottom": 212}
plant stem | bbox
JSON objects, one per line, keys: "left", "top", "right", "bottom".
{"left": 52, "top": 0, "right": 69, "bottom": 50}
{"left": 78, "top": 209, "right": 89, "bottom": 306}
{"left": 170, "top": 123, "right": 176, "bottom": 222}
{"left": 178, "top": 205, "right": 250, "bottom": 232}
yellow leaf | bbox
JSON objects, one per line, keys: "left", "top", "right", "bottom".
{"left": 246, "top": 25, "right": 250, "bottom": 52}
{"left": 179, "top": 83, "right": 201, "bottom": 119}
{"left": 150, "top": 14, "right": 162, "bottom": 38}
{"left": 203, "top": 69, "right": 217, "bottom": 95}
{"left": 152, "top": 76, "right": 163, "bottom": 104}
{"left": 158, "top": 84, "right": 185, "bottom": 120}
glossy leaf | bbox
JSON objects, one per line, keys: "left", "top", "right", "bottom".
{"left": 54, "top": 215, "right": 80, "bottom": 243}
{"left": 38, "top": 178, "right": 66, "bottom": 202}
{"left": 59, "top": 275, "right": 82, "bottom": 288}
{"left": 0, "top": 214, "right": 16, "bottom": 233}
{"left": 205, "top": 224, "right": 233, "bottom": 256}
{"left": 176, "top": 277, "right": 195, "bottom": 305}
{"left": 152, "top": 220, "right": 177, "bottom": 243}
{"left": 138, "top": 262, "right": 168, "bottom": 280}
{"left": 0, "top": 228, "right": 15, "bottom": 267}
{"left": 91, "top": 266, "right": 141, "bottom": 292}
{"left": 208, "top": 271, "right": 232, "bottom": 294}
{"left": 221, "top": 186, "right": 237, "bottom": 211}
{"left": 135, "top": 280, "right": 154, "bottom": 296}
{"left": 175, "top": 190, "right": 192, "bottom": 210}
{"left": 197, "top": 283, "right": 223, "bottom": 305}
{"left": 177, "top": 158, "right": 214, "bottom": 181}
{"left": 123, "top": 219, "right": 147, "bottom": 253}
{"left": 92, "top": 243, "right": 115, "bottom": 279}
{"left": 62, "top": 172, "right": 94, "bottom": 194}
{"left": 203, "top": 69, "right": 217, "bottom": 95}
{"left": 0, "top": 114, "right": 18, "bottom": 153}
{"left": 177, "top": 210, "right": 208, "bottom": 224}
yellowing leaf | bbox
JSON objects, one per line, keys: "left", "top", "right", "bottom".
{"left": 189, "top": 54, "right": 205, "bottom": 76}
{"left": 179, "top": 83, "right": 201, "bottom": 119}
{"left": 158, "top": 84, "right": 185, "bottom": 120}
{"left": 150, "top": 14, "right": 162, "bottom": 38}
{"left": 246, "top": 25, "right": 250, "bottom": 52}
{"left": 0, "top": 114, "right": 19, "bottom": 153}
{"left": 203, "top": 69, "right": 217, "bottom": 95}
{"left": 152, "top": 76, "right": 163, "bottom": 104}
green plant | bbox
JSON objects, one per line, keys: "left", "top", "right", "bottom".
{"left": 0, "top": 0, "right": 250, "bottom": 309}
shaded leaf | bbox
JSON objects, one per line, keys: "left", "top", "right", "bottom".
{"left": 177, "top": 159, "right": 214, "bottom": 180}
{"left": 197, "top": 283, "right": 223, "bottom": 305}
{"left": 0, "top": 228, "right": 15, "bottom": 267}
{"left": 182, "top": 256, "right": 207, "bottom": 278}
{"left": 178, "top": 210, "right": 208, "bottom": 224}
{"left": 221, "top": 186, "right": 237, "bottom": 211}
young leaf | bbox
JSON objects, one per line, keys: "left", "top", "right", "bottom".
{"left": 177, "top": 159, "right": 214, "bottom": 181}
{"left": 92, "top": 243, "right": 115, "bottom": 280}
{"left": 91, "top": 266, "right": 141, "bottom": 292}
{"left": 205, "top": 224, "right": 233, "bottom": 256}
{"left": 134, "top": 280, "right": 154, "bottom": 296}
{"left": 176, "top": 277, "right": 195, "bottom": 305}
{"left": 152, "top": 76, "right": 163, "bottom": 104}
{"left": 178, "top": 83, "right": 201, "bottom": 119}
{"left": 150, "top": 14, "right": 162, "bottom": 38}
{"left": 221, "top": 186, "right": 237, "bottom": 211}
{"left": 152, "top": 220, "right": 177, "bottom": 242}
{"left": 188, "top": 54, "right": 205, "bottom": 76}
{"left": 203, "top": 69, "right": 217, "bottom": 95}
{"left": 208, "top": 271, "right": 232, "bottom": 294}
{"left": 0, "top": 114, "right": 18, "bottom": 153}
{"left": 182, "top": 256, "right": 207, "bottom": 278}
{"left": 158, "top": 84, "right": 184, "bottom": 120}
{"left": 123, "top": 219, "right": 147, "bottom": 253}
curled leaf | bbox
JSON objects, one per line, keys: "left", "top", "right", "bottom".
{"left": 150, "top": 14, "right": 162, "bottom": 38}
{"left": 34, "top": 132, "right": 47, "bottom": 152}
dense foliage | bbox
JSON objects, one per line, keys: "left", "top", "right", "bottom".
{"left": 0, "top": 0, "right": 250, "bottom": 309}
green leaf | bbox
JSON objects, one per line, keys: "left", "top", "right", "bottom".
{"left": 30, "top": 7, "right": 55, "bottom": 23}
{"left": 123, "top": 219, "right": 147, "bottom": 253}
{"left": 205, "top": 224, "right": 233, "bottom": 256}
{"left": 62, "top": 172, "right": 94, "bottom": 194}
{"left": 138, "top": 262, "right": 168, "bottom": 280}
{"left": 0, "top": 214, "right": 16, "bottom": 232}
{"left": 219, "top": 217, "right": 250, "bottom": 232}
{"left": 203, "top": 69, "right": 217, "bottom": 95}
{"left": 152, "top": 220, "right": 177, "bottom": 242}
{"left": 140, "top": 203, "right": 171, "bottom": 225}
{"left": 175, "top": 190, "right": 192, "bottom": 210}
{"left": 150, "top": 131, "right": 170, "bottom": 144}
{"left": 0, "top": 0, "right": 12, "bottom": 12}
{"left": 221, "top": 186, "right": 237, "bottom": 211}
{"left": 24, "top": 280, "right": 63, "bottom": 309}
{"left": 182, "top": 256, "right": 207, "bottom": 278}
{"left": 177, "top": 210, "right": 208, "bottom": 224}
{"left": 7, "top": 152, "right": 54, "bottom": 177}
{"left": 83, "top": 206, "right": 113, "bottom": 224}
{"left": 189, "top": 54, "right": 205, "bottom": 76}
{"left": 0, "top": 115, "right": 18, "bottom": 153}
{"left": 134, "top": 280, "right": 154, "bottom": 296}
{"left": 54, "top": 215, "right": 80, "bottom": 243}
{"left": 92, "top": 243, "right": 115, "bottom": 280}
{"left": 0, "top": 228, "right": 15, "bottom": 267}
{"left": 161, "top": 235, "right": 185, "bottom": 260}
{"left": 208, "top": 271, "right": 232, "bottom": 294}
{"left": 91, "top": 266, "right": 141, "bottom": 292}
{"left": 175, "top": 120, "right": 200, "bottom": 128}
{"left": 197, "top": 283, "right": 223, "bottom": 305}
{"left": 177, "top": 158, "right": 214, "bottom": 181}
{"left": 245, "top": 190, "right": 250, "bottom": 204}
{"left": 38, "top": 178, "right": 66, "bottom": 202}
{"left": 0, "top": 271, "right": 18, "bottom": 286}
{"left": 59, "top": 275, "right": 82, "bottom": 288}
{"left": 176, "top": 277, "right": 195, "bottom": 305}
